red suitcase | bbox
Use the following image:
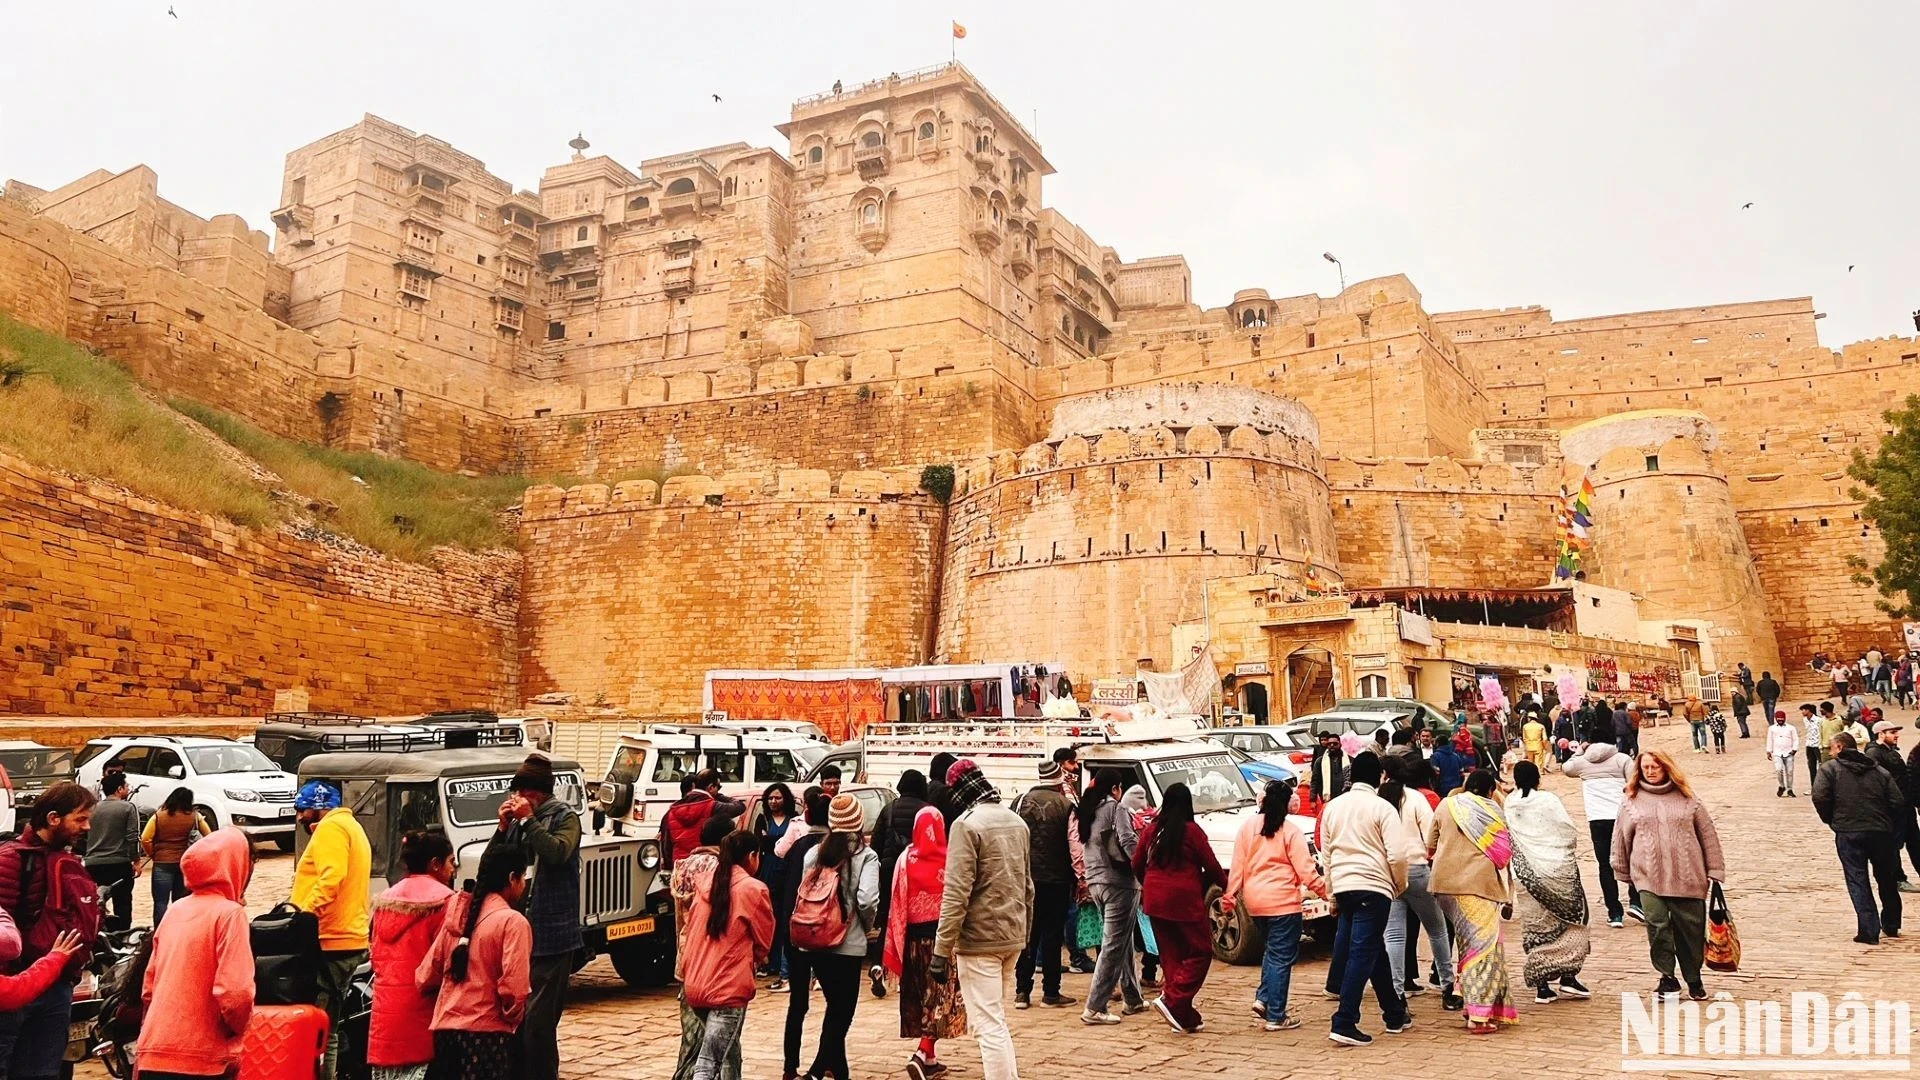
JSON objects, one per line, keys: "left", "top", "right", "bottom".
{"left": 237, "top": 1003, "right": 330, "bottom": 1080}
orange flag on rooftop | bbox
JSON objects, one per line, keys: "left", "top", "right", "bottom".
{"left": 952, "top": 21, "right": 967, "bottom": 38}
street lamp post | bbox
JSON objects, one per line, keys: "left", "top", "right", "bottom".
{"left": 1323, "top": 251, "right": 1345, "bottom": 293}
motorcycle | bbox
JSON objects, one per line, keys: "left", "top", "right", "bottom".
{"left": 334, "top": 960, "right": 374, "bottom": 1080}
{"left": 69, "top": 925, "right": 146, "bottom": 1080}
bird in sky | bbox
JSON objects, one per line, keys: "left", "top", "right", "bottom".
{"left": 167, "top": 5, "right": 177, "bottom": 15}
{"left": 1741, "top": 202, "right": 1754, "bottom": 209}
{"left": 711, "top": 94, "right": 722, "bottom": 103}
{"left": 1848, "top": 265, "right": 1856, "bottom": 272}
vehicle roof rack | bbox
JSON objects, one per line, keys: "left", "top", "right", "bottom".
{"left": 419, "top": 710, "right": 501, "bottom": 724}
{"left": 262, "top": 711, "right": 378, "bottom": 727}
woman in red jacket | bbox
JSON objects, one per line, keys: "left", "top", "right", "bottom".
{"left": 368, "top": 831, "right": 455, "bottom": 1080}
{"left": 681, "top": 831, "right": 774, "bottom": 1080}
{"left": 1129, "top": 783, "right": 1225, "bottom": 1034}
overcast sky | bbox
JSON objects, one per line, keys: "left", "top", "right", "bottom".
{"left": 3, "top": 1, "right": 1912, "bottom": 347}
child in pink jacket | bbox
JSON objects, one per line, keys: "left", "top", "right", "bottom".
{"left": 417, "top": 842, "right": 532, "bottom": 1080}
{"left": 135, "top": 827, "right": 256, "bottom": 1077}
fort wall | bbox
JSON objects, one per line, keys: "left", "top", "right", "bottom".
{"left": 0, "top": 454, "right": 518, "bottom": 716}
{"left": 517, "top": 470, "right": 942, "bottom": 716}
{"left": 1326, "top": 456, "right": 1564, "bottom": 590}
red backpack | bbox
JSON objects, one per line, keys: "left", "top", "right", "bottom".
{"left": 788, "top": 862, "right": 849, "bottom": 951}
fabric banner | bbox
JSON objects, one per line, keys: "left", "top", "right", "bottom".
{"left": 1137, "top": 646, "right": 1217, "bottom": 716}
{"left": 708, "top": 678, "right": 885, "bottom": 743}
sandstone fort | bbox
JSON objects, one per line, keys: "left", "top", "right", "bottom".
{"left": 2, "top": 63, "right": 1908, "bottom": 727}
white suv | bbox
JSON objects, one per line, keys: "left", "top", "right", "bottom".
{"left": 75, "top": 736, "right": 300, "bottom": 849}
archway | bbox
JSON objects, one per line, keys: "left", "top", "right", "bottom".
{"left": 1283, "top": 647, "right": 1337, "bottom": 721}
{"left": 1239, "top": 681, "right": 1269, "bottom": 725}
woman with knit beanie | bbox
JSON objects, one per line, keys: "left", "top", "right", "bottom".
{"left": 792, "top": 793, "right": 881, "bottom": 1080}
{"left": 1611, "top": 750, "right": 1725, "bottom": 1001}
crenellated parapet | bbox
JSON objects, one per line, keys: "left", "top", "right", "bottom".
{"left": 521, "top": 466, "right": 932, "bottom": 520}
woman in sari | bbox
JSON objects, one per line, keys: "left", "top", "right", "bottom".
{"left": 1504, "top": 761, "right": 1592, "bottom": 1004}
{"left": 1425, "top": 769, "right": 1518, "bottom": 1034}
{"left": 883, "top": 806, "right": 966, "bottom": 1080}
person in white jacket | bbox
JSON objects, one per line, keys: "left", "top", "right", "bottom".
{"left": 1316, "top": 753, "right": 1412, "bottom": 1047}
{"left": 1767, "top": 710, "right": 1802, "bottom": 799}
{"left": 1562, "top": 737, "right": 1636, "bottom": 928}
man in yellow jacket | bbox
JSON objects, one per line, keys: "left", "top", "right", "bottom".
{"left": 291, "top": 780, "right": 371, "bottom": 1080}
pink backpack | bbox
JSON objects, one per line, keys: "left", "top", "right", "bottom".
{"left": 789, "top": 863, "right": 849, "bottom": 951}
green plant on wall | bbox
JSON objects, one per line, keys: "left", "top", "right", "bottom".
{"left": 1849, "top": 393, "right": 1920, "bottom": 617}
{"left": 919, "top": 464, "right": 955, "bottom": 504}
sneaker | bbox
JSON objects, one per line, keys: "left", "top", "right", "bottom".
{"left": 1688, "top": 982, "right": 1708, "bottom": 1001}
{"left": 1535, "top": 985, "right": 1559, "bottom": 1005}
{"left": 1265, "top": 1016, "right": 1302, "bottom": 1031}
{"left": 1442, "top": 990, "right": 1465, "bottom": 1012}
{"left": 1250, "top": 1002, "right": 1266, "bottom": 1020}
{"left": 1628, "top": 905, "right": 1648, "bottom": 925}
{"left": 1321, "top": 988, "right": 1342, "bottom": 999}
{"left": 1040, "top": 993, "right": 1077, "bottom": 1008}
{"left": 1559, "top": 976, "right": 1592, "bottom": 999}
{"left": 1854, "top": 933, "right": 1880, "bottom": 945}
{"left": 1121, "top": 1000, "right": 1152, "bottom": 1016}
{"left": 1775, "top": 788, "right": 1784, "bottom": 798}
{"left": 1384, "top": 1016, "right": 1414, "bottom": 1034}
{"left": 1152, "top": 996, "right": 1183, "bottom": 1033}
{"left": 768, "top": 978, "right": 789, "bottom": 993}
{"left": 870, "top": 964, "right": 887, "bottom": 998}
{"left": 907, "top": 1058, "right": 929, "bottom": 1080}
{"left": 1655, "top": 975, "right": 1682, "bottom": 997}
{"left": 1328, "top": 1027, "right": 1374, "bottom": 1047}
{"left": 1081, "top": 1009, "right": 1122, "bottom": 1025}
{"left": 1403, "top": 980, "right": 1429, "bottom": 996}
{"left": 1608, "top": 915, "right": 1624, "bottom": 928}
{"left": 1787, "top": 789, "right": 1798, "bottom": 797}
{"left": 922, "top": 1065, "right": 948, "bottom": 1078}
{"left": 1014, "top": 992, "right": 1031, "bottom": 1010}
{"left": 1070, "top": 958, "right": 1096, "bottom": 974}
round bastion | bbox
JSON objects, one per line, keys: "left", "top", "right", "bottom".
{"left": 1560, "top": 411, "right": 1781, "bottom": 678}
{"left": 936, "top": 384, "right": 1340, "bottom": 681}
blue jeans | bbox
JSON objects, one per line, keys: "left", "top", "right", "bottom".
{"left": 0, "top": 978, "right": 74, "bottom": 1080}
{"left": 1254, "top": 913, "right": 1302, "bottom": 1022}
{"left": 1690, "top": 722, "right": 1708, "bottom": 750}
{"left": 1330, "top": 890, "right": 1407, "bottom": 1034}
{"left": 1835, "top": 831, "right": 1903, "bottom": 940}
{"left": 689, "top": 1005, "right": 746, "bottom": 1080}
{"left": 1086, "top": 883, "right": 1142, "bottom": 1014}
{"left": 152, "top": 861, "right": 188, "bottom": 925}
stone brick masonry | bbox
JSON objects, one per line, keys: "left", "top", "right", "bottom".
{"left": 0, "top": 454, "right": 518, "bottom": 715}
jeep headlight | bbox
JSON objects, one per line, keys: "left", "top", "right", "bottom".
{"left": 638, "top": 841, "right": 662, "bottom": 870}
{"left": 224, "top": 789, "right": 262, "bottom": 802}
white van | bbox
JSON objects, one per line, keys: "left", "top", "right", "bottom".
{"left": 592, "top": 725, "right": 831, "bottom": 832}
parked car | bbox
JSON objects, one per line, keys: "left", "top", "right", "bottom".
{"left": 0, "top": 741, "right": 73, "bottom": 823}
{"left": 592, "top": 725, "right": 831, "bottom": 833}
{"left": 1332, "top": 697, "right": 1454, "bottom": 731}
{"left": 299, "top": 747, "right": 672, "bottom": 987}
{"left": 75, "top": 736, "right": 299, "bottom": 849}
{"left": 732, "top": 783, "right": 895, "bottom": 838}
{"left": 1226, "top": 745, "right": 1298, "bottom": 788}
{"left": 1215, "top": 727, "right": 1314, "bottom": 768}
{"left": 1281, "top": 709, "right": 1412, "bottom": 750}
{"left": 253, "top": 711, "right": 527, "bottom": 775}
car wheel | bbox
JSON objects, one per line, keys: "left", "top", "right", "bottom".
{"left": 1209, "top": 887, "right": 1265, "bottom": 965}
{"left": 194, "top": 806, "right": 219, "bottom": 830}
{"left": 607, "top": 937, "right": 675, "bottom": 988}
{"left": 274, "top": 835, "right": 295, "bottom": 852}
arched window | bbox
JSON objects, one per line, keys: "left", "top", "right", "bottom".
{"left": 861, "top": 131, "right": 883, "bottom": 148}
{"left": 627, "top": 196, "right": 649, "bottom": 211}
{"left": 861, "top": 202, "right": 879, "bottom": 226}
{"left": 975, "top": 135, "right": 990, "bottom": 153}
{"left": 918, "top": 122, "right": 935, "bottom": 140}
{"left": 1060, "top": 315, "right": 1070, "bottom": 333}
{"left": 723, "top": 177, "right": 736, "bottom": 197}
{"left": 807, "top": 146, "right": 824, "bottom": 164}
{"left": 665, "top": 178, "right": 696, "bottom": 196}
{"left": 575, "top": 225, "right": 588, "bottom": 241}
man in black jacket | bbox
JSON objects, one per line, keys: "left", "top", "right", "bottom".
{"left": 1756, "top": 671, "right": 1783, "bottom": 733}
{"left": 1814, "top": 732, "right": 1907, "bottom": 943}
{"left": 1310, "top": 729, "right": 1349, "bottom": 803}
{"left": 1864, "top": 723, "right": 1920, "bottom": 890}
{"left": 1012, "top": 760, "right": 1078, "bottom": 1010}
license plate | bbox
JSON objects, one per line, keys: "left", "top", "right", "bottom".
{"left": 280, "top": 807, "right": 296, "bottom": 818}
{"left": 1302, "top": 898, "right": 1332, "bottom": 919}
{"left": 64, "top": 1022, "right": 88, "bottom": 1061}
{"left": 604, "top": 917, "right": 655, "bottom": 942}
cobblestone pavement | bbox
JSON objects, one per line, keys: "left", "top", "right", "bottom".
{"left": 98, "top": 716, "right": 1920, "bottom": 1079}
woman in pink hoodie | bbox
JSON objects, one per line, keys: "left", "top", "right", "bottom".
{"left": 417, "top": 841, "right": 532, "bottom": 1080}
{"left": 680, "top": 831, "right": 774, "bottom": 1080}
{"left": 1221, "top": 780, "right": 1328, "bottom": 1032}
{"left": 135, "top": 827, "right": 255, "bottom": 1079}
{"left": 368, "top": 831, "right": 456, "bottom": 1080}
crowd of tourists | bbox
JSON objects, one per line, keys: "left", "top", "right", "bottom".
{"left": 0, "top": 753, "right": 583, "bottom": 1080}
{"left": 7, "top": 675, "right": 1918, "bottom": 1080}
